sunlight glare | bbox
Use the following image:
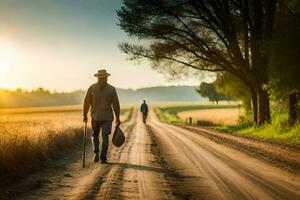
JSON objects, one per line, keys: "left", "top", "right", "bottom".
{"left": 0, "top": 41, "right": 16, "bottom": 84}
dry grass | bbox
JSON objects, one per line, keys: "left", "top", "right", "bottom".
{"left": 156, "top": 102, "right": 240, "bottom": 125}
{"left": 154, "top": 101, "right": 239, "bottom": 108}
{"left": 0, "top": 104, "right": 82, "bottom": 114}
{"left": 0, "top": 110, "right": 82, "bottom": 173}
{"left": 0, "top": 105, "right": 132, "bottom": 173}
{"left": 178, "top": 108, "right": 241, "bottom": 125}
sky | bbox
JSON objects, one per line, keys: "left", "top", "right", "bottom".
{"left": 0, "top": 0, "right": 203, "bottom": 91}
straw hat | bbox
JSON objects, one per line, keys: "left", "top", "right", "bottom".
{"left": 94, "top": 69, "right": 111, "bottom": 78}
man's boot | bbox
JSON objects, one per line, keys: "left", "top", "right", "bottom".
{"left": 94, "top": 152, "right": 99, "bottom": 162}
{"left": 91, "top": 136, "right": 100, "bottom": 162}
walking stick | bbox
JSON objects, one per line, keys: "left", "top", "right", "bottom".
{"left": 82, "top": 122, "right": 87, "bottom": 167}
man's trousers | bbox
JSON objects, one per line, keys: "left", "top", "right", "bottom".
{"left": 142, "top": 112, "right": 148, "bottom": 123}
{"left": 91, "top": 119, "right": 112, "bottom": 160}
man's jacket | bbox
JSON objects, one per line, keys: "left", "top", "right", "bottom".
{"left": 83, "top": 82, "right": 120, "bottom": 121}
{"left": 140, "top": 103, "right": 148, "bottom": 113}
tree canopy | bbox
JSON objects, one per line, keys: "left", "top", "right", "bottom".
{"left": 197, "top": 82, "right": 230, "bottom": 104}
{"left": 118, "top": 0, "right": 300, "bottom": 125}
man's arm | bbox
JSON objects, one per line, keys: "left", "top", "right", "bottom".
{"left": 83, "top": 88, "right": 91, "bottom": 122}
{"left": 112, "top": 88, "right": 121, "bottom": 124}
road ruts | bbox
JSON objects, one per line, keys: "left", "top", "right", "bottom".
{"left": 74, "top": 109, "right": 139, "bottom": 200}
{"left": 15, "top": 108, "right": 174, "bottom": 200}
{"left": 118, "top": 111, "right": 174, "bottom": 200}
{"left": 70, "top": 108, "right": 174, "bottom": 200}
{"left": 19, "top": 110, "right": 136, "bottom": 200}
{"left": 148, "top": 109, "right": 300, "bottom": 200}
{"left": 13, "top": 107, "right": 300, "bottom": 200}
{"left": 89, "top": 110, "right": 174, "bottom": 200}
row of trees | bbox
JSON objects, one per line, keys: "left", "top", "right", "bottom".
{"left": 117, "top": 0, "right": 300, "bottom": 125}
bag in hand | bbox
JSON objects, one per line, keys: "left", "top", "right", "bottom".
{"left": 112, "top": 124, "right": 125, "bottom": 147}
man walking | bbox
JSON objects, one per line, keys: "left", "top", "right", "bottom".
{"left": 140, "top": 100, "right": 148, "bottom": 123}
{"left": 83, "top": 69, "right": 121, "bottom": 164}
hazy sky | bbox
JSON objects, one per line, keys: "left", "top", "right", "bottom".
{"left": 0, "top": 0, "right": 202, "bottom": 91}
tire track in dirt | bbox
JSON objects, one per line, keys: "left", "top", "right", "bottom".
{"left": 10, "top": 107, "right": 300, "bottom": 200}
{"left": 146, "top": 125, "right": 203, "bottom": 199}
{"left": 83, "top": 110, "right": 138, "bottom": 199}
{"left": 75, "top": 109, "right": 138, "bottom": 200}
{"left": 10, "top": 110, "right": 136, "bottom": 200}
{"left": 147, "top": 124, "right": 222, "bottom": 200}
{"left": 10, "top": 108, "right": 175, "bottom": 200}
{"left": 78, "top": 109, "right": 174, "bottom": 200}
{"left": 89, "top": 110, "right": 174, "bottom": 199}
{"left": 182, "top": 126, "right": 300, "bottom": 174}
{"left": 148, "top": 109, "right": 300, "bottom": 200}
{"left": 119, "top": 111, "right": 174, "bottom": 200}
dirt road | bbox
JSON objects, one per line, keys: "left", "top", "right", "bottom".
{"left": 6, "top": 109, "right": 300, "bottom": 200}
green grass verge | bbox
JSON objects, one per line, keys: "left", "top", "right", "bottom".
{"left": 156, "top": 104, "right": 299, "bottom": 146}
{"left": 216, "top": 112, "right": 300, "bottom": 146}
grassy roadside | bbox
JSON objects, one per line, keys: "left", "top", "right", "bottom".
{"left": 120, "top": 106, "right": 133, "bottom": 123}
{"left": 0, "top": 105, "right": 132, "bottom": 174}
{"left": 216, "top": 112, "right": 300, "bottom": 147}
{"left": 156, "top": 104, "right": 300, "bottom": 147}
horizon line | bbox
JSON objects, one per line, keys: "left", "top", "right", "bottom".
{"left": 0, "top": 84, "right": 200, "bottom": 93}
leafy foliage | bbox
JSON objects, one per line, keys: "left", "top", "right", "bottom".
{"left": 215, "top": 73, "right": 252, "bottom": 111}
{"left": 197, "top": 82, "right": 230, "bottom": 104}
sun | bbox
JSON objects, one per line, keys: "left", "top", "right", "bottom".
{"left": 0, "top": 41, "right": 16, "bottom": 82}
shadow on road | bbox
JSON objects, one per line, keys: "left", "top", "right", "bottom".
{"left": 108, "top": 162, "right": 204, "bottom": 180}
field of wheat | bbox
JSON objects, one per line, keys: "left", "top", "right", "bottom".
{"left": 0, "top": 105, "right": 132, "bottom": 174}
{"left": 178, "top": 108, "right": 241, "bottom": 125}
{"left": 156, "top": 102, "right": 240, "bottom": 125}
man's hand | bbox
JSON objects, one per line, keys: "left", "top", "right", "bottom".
{"left": 83, "top": 116, "right": 88, "bottom": 123}
{"left": 116, "top": 117, "right": 121, "bottom": 125}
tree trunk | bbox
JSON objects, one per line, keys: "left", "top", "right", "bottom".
{"left": 250, "top": 0, "right": 276, "bottom": 125}
{"left": 251, "top": 87, "right": 258, "bottom": 124}
{"left": 258, "top": 87, "right": 271, "bottom": 124}
{"left": 289, "top": 92, "right": 298, "bottom": 126}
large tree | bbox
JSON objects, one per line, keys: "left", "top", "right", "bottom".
{"left": 268, "top": 0, "right": 300, "bottom": 125}
{"left": 118, "top": 0, "right": 278, "bottom": 124}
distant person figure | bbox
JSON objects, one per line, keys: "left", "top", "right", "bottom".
{"left": 83, "top": 69, "right": 121, "bottom": 164}
{"left": 140, "top": 100, "right": 149, "bottom": 123}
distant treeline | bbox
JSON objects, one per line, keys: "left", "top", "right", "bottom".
{"left": 0, "top": 86, "right": 206, "bottom": 108}
{"left": 0, "top": 88, "right": 84, "bottom": 108}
